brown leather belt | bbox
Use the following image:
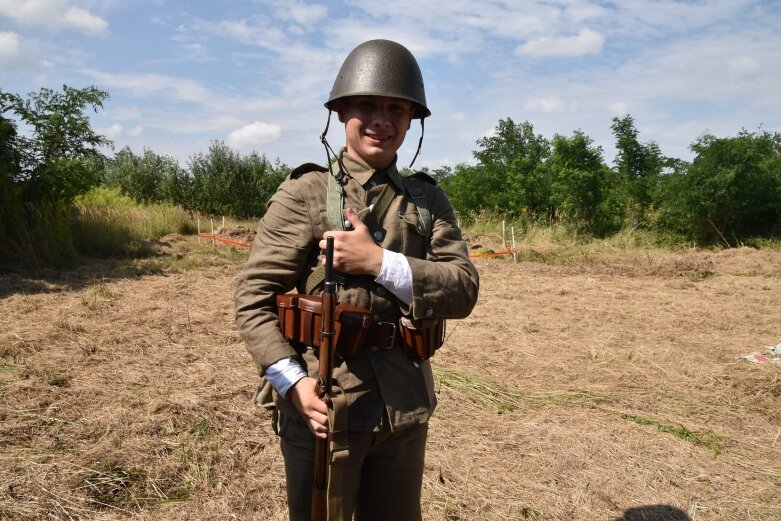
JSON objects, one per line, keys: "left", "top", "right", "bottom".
{"left": 276, "top": 293, "right": 443, "bottom": 360}
{"left": 364, "top": 320, "right": 399, "bottom": 350}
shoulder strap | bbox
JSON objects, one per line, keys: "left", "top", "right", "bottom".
{"left": 290, "top": 162, "right": 327, "bottom": 179}
{"left": 306, "top": 167, "right": 348, "bottom": 294}
{"left": 402, "top": 175, "right": 433, "bottom": 246}
{"left": 326, "top": 165, "right": 346, "bottom": 232}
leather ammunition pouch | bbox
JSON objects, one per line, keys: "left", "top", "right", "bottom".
{"left": 398, "top": 316, "right": 446, "bottom": 360}
{"left": 277, "top": 294, "right": 372, "bottom": 359}
{"left": 276, "top": 294, "right": 445, "bottom": 360}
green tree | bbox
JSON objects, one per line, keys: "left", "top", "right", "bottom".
{"left": 611, "top": 115, "right": 664, "bottom": 225}
{"left": 438, "top": 163, "right": 488, "bottom": 217}
{"left": 0, "top": 85, "right": 111, "bottom": 202}
{"left": 188, "top": 141, "right": 287, "bottom": 218}
{"left": 0, "top": 116, "right": 22, "bottom": 258}
{"left": 471, "top": 118, "right": 551, "bottom": 217}
{"left": 0, "top": 85, "right": 110, "bottom": 266}
{"left": 549, "top": 131, "right": 620, "bottom": 234}
{"left": 105, "top": 147, "right": 186, "bottom": 204}
{"left": 667, "top": 130, "right": 781, "bottom": 244}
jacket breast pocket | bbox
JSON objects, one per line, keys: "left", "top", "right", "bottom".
{"left": 400, "top": 211, "right": 427, "bottom": 259}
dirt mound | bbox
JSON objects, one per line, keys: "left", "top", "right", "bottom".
{"left": 214, "top": 226, "right": 256, "bottom": 245}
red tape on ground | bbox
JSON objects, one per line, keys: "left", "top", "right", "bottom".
{"left": 198, "top": 233, "right": 252, "bottom": 249}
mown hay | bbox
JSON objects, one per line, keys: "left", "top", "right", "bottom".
{"left": 2, "top": 238, "right": 780, "bottom": 520}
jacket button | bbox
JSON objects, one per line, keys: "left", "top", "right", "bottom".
{"left": 373, "top": 230, "right": 385, "bottom": 242}
{"left": 424, "top": 307, "right": 434, "bottom": 318}
{"left": 376, "top": 286, "right": 387, "bottom": 297}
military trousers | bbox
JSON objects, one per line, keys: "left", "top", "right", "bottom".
{"left": 278, "top": 411, "right": 428, "bottom": 521}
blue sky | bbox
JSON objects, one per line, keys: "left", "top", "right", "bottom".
{"left": 1, "top": 0, "right": 779, "bottom": 171}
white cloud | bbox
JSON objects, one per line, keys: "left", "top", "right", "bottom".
{"left": 515, "top": 28, "right": 605, "bottom": 57}
{"left": 227, "top": 121, "right": 282, "bottom": 148}
{"left": 728, "top": 55, "right": 759, "bottom": 76}
{"left": 97, "top": 123, "right": 143, "bottom": 139}
{"left": 62, "top": 5, "right": 108, "bottom": 34}
{"left": 346, "top": 0, "right": 560, "bottom": 42}
{"left": 447, "top": 53, "right": 462, "bottom": 65}
{"left": 525, "top": 97, "right": 567, "bottom": 113}
{"left": 0, "top": 0, "right": 108, "bottom": 35}
{"left": 81, "top": 70, "right": 213, "bottom": 103}
{"left": 272, "top": 1, "right": 328, "bottom": 25}
{"left": 607, "top": 102, "right": 631, "bottom": 117}
{"left": 0, "top": 31, "right": 20, "bottom": 64}
{"left": 100, "top": 123, "right": 123, "bottom": 138}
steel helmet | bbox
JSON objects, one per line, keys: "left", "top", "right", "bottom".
{"left": 325, "top": 39, "right": 431, "bottom": 119}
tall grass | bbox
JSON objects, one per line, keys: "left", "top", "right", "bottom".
{"left": 458, "top": 211, "right": 756, "bottom": 253}
{"left": 72, "top": 187, "right": 197, "bottom": 258}
{"left": 0, "top": 200, "right": 77, "bottom": 268}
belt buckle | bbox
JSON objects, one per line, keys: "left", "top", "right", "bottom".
{"left": 375, "top": 321, "right": 397, "bottom": 350}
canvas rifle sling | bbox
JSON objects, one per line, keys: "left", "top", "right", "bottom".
{"left": 305, "top": 172, "right": 397, "bottom": 294}
{"left": 325, "top": 382, "right": 349, "bottom": 521}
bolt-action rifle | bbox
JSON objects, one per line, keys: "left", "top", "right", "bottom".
{"left": 311, "top": 235, "right": 337, "bottom": 521}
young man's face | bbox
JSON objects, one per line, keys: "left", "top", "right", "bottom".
{"left": 337, "top": 96, "right": 413, "bottom": 168}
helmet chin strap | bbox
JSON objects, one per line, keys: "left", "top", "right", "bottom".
{"left": 320, "top": 109, "right": 348, "bottom": 182}
{"left": 408, "top": 118, "right": 425, "bottom": 169}
{"left": 320, "top": 109, "right": 425, "bottom": 173}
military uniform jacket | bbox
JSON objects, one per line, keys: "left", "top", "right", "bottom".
{"left": 235, "top": 151, "right": 479, "bottom": 431}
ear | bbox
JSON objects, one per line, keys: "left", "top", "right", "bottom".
{"left": 332, "top": 100, "right": 346, "bottom": 123}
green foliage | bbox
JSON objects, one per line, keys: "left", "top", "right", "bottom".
{"left": 438, "top": 163, "right": 488, "bottom": 217}
{"left": 0, "top": 116, "right": 22, "bottom": 258}
{"left": 0, "top": 84, "right": 110, "bottom": 202}
{"left": 440, "top": 119, "right": 552, "bottom": 220}
{"left": 610, "top": 115, "right": 665, "bottom": 225}
{"left": 441, "top": 115, "right": 779, "bottom": 245}
{"left": 654, "top": 130, "right": 781, "bottom": 245}
{"left": 549, "top": 131, "right": 622, "bottom": 235}
{"left": 8, "top": 200, "right": 78, "bottom": 267}
{"left": 0, "top": 85, "right": 109, "bottom": 267}
{"left": 472, "top": 118, "right": 551, "bottom": 217}
{"left": 104, "top": 146, "right": 187, "bottom": 204}
{"left": 3, "top": 79, "right": 779, "bottom": 267}
{"left": 187, "top": 141, "right": 288, "bottom": 218}
{"left": 72, "top": 187, "right": 196, "bottom": 258}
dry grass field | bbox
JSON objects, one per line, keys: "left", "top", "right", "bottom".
{"left": 1, "top": 234, "right": 780, "bottom": 520}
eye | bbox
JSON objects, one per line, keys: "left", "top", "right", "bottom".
{"left": 355, "top": 100, "right": 376, "bottom": 111}
{"left": 388, "top": 103, "right": 410, "bottom": 115}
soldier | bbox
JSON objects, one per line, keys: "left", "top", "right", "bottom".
{"left": 235, "top": 39, "right": 479, "bottom": 521}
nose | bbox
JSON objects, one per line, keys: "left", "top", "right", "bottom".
{"left": 370, "top": 104, "right": 392, "bottom": 126}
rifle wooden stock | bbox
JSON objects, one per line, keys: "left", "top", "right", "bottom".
{"left": 311, "top": 236, "right": 336, "bottom": 521}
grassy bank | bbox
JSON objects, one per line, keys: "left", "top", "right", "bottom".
{"left": 72, "top": 187, "right": 197, "bottom": 258}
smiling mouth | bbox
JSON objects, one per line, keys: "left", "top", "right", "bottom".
{"left": 366, "top": 134, "right": 392, "bottom": 143}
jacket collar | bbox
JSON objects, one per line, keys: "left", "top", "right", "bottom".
{"left": 339, "top": 149, "right": 405, "bottom": 193}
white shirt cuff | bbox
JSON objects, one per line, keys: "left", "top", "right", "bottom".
{"left": 265, "top": 356, "right": 307, "bottom": 398}
{"left": 375, "top": 249, "right": 413, "bottom": 306}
